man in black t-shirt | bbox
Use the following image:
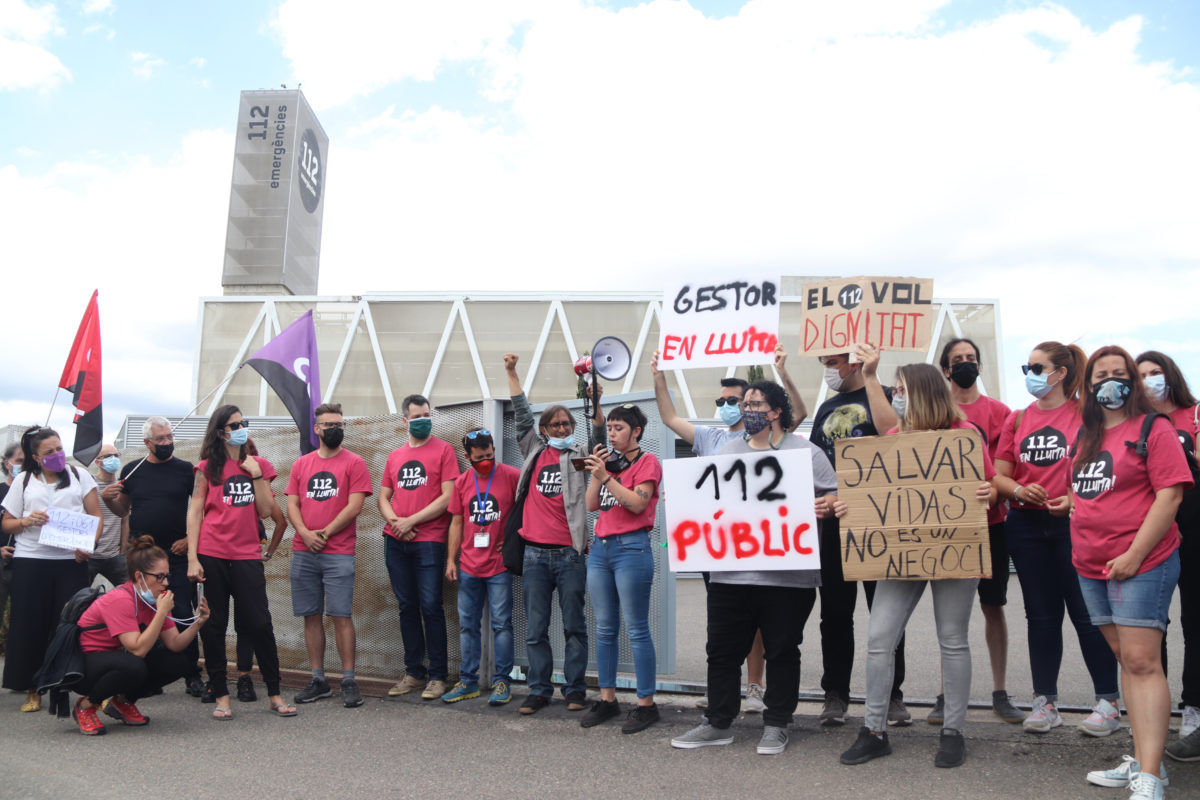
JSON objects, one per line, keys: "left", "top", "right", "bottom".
{"left": 101, "top": 415, "right": 203, "bottom": 695}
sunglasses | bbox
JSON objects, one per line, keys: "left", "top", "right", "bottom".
{"left": 225, "top": 420, "right": 250, "bottom": 431}
{"left": 465, "top": 429, "right": 492, "bottom": 439}
{"left": 714, "top": 397, "right": 743, "bottom": 407}
{"left": 1021, "top": 364, "right": 1058, "bottom": 376}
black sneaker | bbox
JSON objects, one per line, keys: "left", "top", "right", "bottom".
{"left": 200, "top": 681, "right": 215, "bottom": 704}
{"left": 341, "top": 679, "right": 364, "bottom": 708}
{"left": 185, "top": 676, "right": 205, "bottom": 698}
{"left": 237, "top": 674, "right": 257, "bottom": 703}
{"left": 566, "top": 691, "right": 588, "bottom": 711}
{"left": 926, "top": 693, "right": 945, "bottom": 724}
{"left": 935, "top": 728, "right": 966, "bottom": 768}
{"left": 519, "top": 694, "right": 551, "bottom": 715}
{"left": 992, "top": 690, "right": 1023, "bottom": 724}
{"left": 580, "top": 699, "right": 621, "bottom": 728}
{"left": 840, "top": 726, "right": 892, "bottom": 765}
{"left": 622, "top": 703, "right": 660, "bottom": 734}
{"left": 294, "top": 678, "right": 332, "bottom": 704}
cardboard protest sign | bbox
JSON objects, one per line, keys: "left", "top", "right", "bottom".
{"left": 38, "top": 507, "right": 98, "bottom": 552}
{"left": 657, "top": 277, "right": 781, "bottom": 370}
{"left": 836, "top": 428, "right": 990, "bottom": 581}
{"left": 800, "top": 276, "right": 935, "bottom": 358}
{"left": 664, "top": 448, "right": 819, "bottom": 572}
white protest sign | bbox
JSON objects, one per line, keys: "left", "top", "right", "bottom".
{"left": 657, "top": 276, "right": 781, "bottom": 370}
{"left": 664, "top": 448, "right": 820, "bottom": 572}
{"left": 38, "top": 507, "right": 98, "bottom": 552}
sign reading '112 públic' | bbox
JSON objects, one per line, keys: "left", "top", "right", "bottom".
{"left": 657, "top": 276, "right": 781, "bottom": 370}
{"left": 663, "top": 449, "right": 820, "bottom": 572}
{"left": 800, "top": 276, "right": 935, "bottom": 358}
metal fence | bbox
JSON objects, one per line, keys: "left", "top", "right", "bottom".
{"left": 115, "top": 391, "right": 675, "bottom": 682}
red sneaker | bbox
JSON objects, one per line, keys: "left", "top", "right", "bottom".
{"left": 104, "top": 697, "right": 149, "bottom": 726}
{"left": 73, "top": 699, "right": 107, "bottom": 736}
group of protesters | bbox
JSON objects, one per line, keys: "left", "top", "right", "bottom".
{"left": 1, "top": 340, "right": 1197, "bottom": 799}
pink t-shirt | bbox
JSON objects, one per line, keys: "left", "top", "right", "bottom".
{"left": 382, "top": 437, "right": 459, "bottom": 543}
{"left": 520, "top": 446, "right": 572, "bottom": 546}
{"left": 959, "top": 395, "right": 1012, "bottom": 525}
{"left": 448, "top": 463, "right": 520, "bottom": 578}
{"left": 195, "top": 456, "right": 277, "bottom": 560}
{"left": 78, "top": 583, "right": 176, "bottom": 654}
{"left": 1070, "top": 414, "right": 1193, "bottom": 579}
{"left": 996, "top": 401, "right": 1080, "bottom": 508}
{"left": 595, "top": 452, "right": 662, "bottom": 537}
{"left": 1169, "top": 405, "right": 1200, "bottom": 464}
{"left": 286, "top": 448, "right": 374, "bottom": 555}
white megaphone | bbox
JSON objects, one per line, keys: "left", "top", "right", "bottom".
{"left": 578, "top": 336, "right": 631, "bottom": 420}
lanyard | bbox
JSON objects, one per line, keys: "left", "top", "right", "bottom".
{"left": 472, "top": 468, "right": 496, "bottom": 530}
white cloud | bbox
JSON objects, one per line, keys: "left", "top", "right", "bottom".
{"left": 189, "top": 56, "right": 206, "bottom": 68}
{"left": 130, "top": 50, "right": 165, "bottom": 79}
{"left": 82, "top": 0, "right": 112, "bottom": 13}
{"left": 0, "top": 0, "right": 70, "bottom": 91}
{"left": 15, "top": 145, "right": 39, "bottom": 157}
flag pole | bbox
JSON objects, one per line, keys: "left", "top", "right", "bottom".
{"left": 45, "top": 387, "right": 62, "bottom": 426}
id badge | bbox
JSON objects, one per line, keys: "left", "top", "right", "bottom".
{"left": 473, "top": 532, "right": 490, "bottom": 548}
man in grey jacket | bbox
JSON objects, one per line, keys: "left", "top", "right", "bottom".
{"left": 505, "top": 354, "right": 606, "bottom": 715}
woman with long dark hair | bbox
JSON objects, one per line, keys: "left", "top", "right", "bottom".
{"left": 186, "top": 405, "right": 295, "bottom": 720}
{"left": 1074, "top": 346, "right": 1191, "bottom": 797}
{"left": 1, "top": 426, "right": 100, "bottom": 712}
{"left": 992, "top": 341, "right": 1120, "bottom": 735}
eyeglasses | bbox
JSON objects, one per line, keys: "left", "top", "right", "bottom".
{"left": 225, "top": 420, "right": 250, "bottom": 431}
{"left": 714, "top": 397, "right": 743, "bottom": 407}
{"left": 142, "top": 571, "right": 170, "bottom": 583}
{"left": 465, "top": 429, "right": 492, "bottom": 439}
{"left": 1021, "top": 363, "right": 1057, "bottom": 376}
{"left": 545, "top": 420, "right": 574, "bottom": 431}
{"left": 316, "top": 422, "right": 345, "bottom": 430}
{"left": 740, "top": 400, "right": 769, "bottom": 411}
{"left": 149, "top": 434, "right": 175, "bottom": 444}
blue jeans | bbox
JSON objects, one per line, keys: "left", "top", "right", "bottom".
{"left": 522, "top": 546, "right": 588, "bottom": 698}
{"left": 1006, "top": 508, "right": 1118, "bottom": 702}
{"left": 587, "top": 531, "right": 656, "bottom": 698}
{"left": 1078, "top": 550, "right": 1180, "bottom": 632}
{"left": 384, "top": 538, "right": 448, "bottom": 681}
{"left": 457, "top": 569, "right": 514, "bottom": 687}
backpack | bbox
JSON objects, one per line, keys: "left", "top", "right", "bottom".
{"left": 33, "top": 585, "right": 107, "bottom": 718}
{"left": 1125, "top": 412, "right": 1200, "bottom": 529}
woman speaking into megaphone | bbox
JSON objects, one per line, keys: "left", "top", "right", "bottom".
{"left": 503, "top": 354, "right": 606, "bottom": 717}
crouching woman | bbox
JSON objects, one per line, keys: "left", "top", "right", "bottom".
{"left": 72, "top": 536, "right": 209, "bottom": 735}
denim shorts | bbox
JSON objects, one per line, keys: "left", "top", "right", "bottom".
{"left": 1077, "top": 550, "right": 1180, "bottom": 632}
{"left": 290, "top": 550, "right": 356, "bottom": 617}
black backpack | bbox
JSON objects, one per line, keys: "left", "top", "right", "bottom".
{"left": 1125, "top": 412, "right": 1200, "bottom": 529}
{"left": 33, "top": 585, "right": 107, "bottom": 718}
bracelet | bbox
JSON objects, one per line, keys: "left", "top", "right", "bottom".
{"left": 1013, "top": 485, "right": 1023, "bottom": 501}
{"left": 602, "top": 475, "right": 612, "bottom": 486}
{"left": 252, "top": 475, "right": 264, "bottom": 481}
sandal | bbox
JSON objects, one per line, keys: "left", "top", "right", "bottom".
{"left": 272, "top": 702, "right": 298, "bottom": 717}
{"left": 20, "top": 691, "right": 41, "bottom": 713}
{"left": 212, "top": 706, "right": 233, "bottom": 720}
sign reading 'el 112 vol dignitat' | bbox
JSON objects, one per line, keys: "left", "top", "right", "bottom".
{"left": 221, "top": 89, "right": 329, "bottom": 297}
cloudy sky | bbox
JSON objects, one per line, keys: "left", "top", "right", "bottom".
{"left": 2, "top": 0, "right": 1198, "bottom": 450}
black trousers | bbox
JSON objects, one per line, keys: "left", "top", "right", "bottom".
{"left": 818, "top": 518, "right": 905, "bottom": 700}
{"left": 706, "top": 581, "right": 816, "bottom": 729}
{"left": 1, "top": 558, "right": 88, "bottom": 691}
{"left": 77, "top": 648, "right": 190, "bottom": 704}
{"left": 197, "top": 555, "right": 281, "bottom": 698}
{"left": 1180, "top": 524, "right": 1199, "bottom": 708}
{"left": 167, "top": 553, "right": 201, "bottom": 680}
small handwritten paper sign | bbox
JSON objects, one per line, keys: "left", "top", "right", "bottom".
{"left": 38, "top": 508, "right": 98, "bottom": 551}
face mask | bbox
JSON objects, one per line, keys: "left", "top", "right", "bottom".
{"left": 9, "top": 464, "right": 21, "bottom": 479}
{"left": 823, "top": 366, "right": 846, "bottom": 392}
{"left": 1025, "top": 371, "right": 1055, "bottom": 399}
{"left": 1094, "top": 377, "right": 1132, "bottom": 410}
{"left": 102, "top": 455, "right": 120, "bottom": 474}
{"left": 41, "top": 451, "right": 67, "bottom": 472}
{"left": 152, "top": 442, "right": 174, "bottom": 461}
{"left": 320, "top": 427, "right": 344, "bottom": 449}
{"left": 136, "top": 577, "right": 157, "bottom": 607}
{"left": 547, "top": 434, "right": 574, "bottom": 450}
{"left": 471, "top": 458, "right": 495, "bottom": 477}
{"left": 718, "top": 403, "right": 743, "bottom": 427}
{"left": 741, "top": 409, "right": 771, "bottom": 436}
{"left": 227, "top": 427, "right": 249, "bottom": 446}
{"left": 1144, "top": 374, "right": 1169, "bottom": 402}
{"left": 949, "top": 362, "right": 979, "bottom": 389}
{"left": 408, "top": 418, "right": 433, "bottom": 439}
{"left": 891, "top": 394, "right": 908, "bottom": 419}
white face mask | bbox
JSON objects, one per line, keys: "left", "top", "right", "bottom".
{"left": 823, "top": 366, "right": 846, "bottom": 392}
{"left": 1143, "top": 374, "right": 1169, "bottom": 402}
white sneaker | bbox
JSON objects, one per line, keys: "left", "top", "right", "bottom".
{"left": 744, "top": 683, "right": 765, "bottom": 714}
{"left": 1181, "top": 704, "right": 1200, "bottom": 738}
{"left": 1128, "top": 772, "right": 1166, "bottom": 800}
{"left": 1086, "top": 755, "right": 1169, "bottom": 788}
{"left": 1022, "top": 695, "right": 1061, "bottom": 733}
{"left": 1078, "top": 698, "right": 1120, "bottom": 737}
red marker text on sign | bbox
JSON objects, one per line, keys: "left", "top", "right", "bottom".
{"left": 662, "top": 327, "right": 778, "bottom": 362}
{"left": 802, "top": 310, "right": 924, "bottom": 353}
{"left": 670, "top": 505, "right": 813, "bottom": 562}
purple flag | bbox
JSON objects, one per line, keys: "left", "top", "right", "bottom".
{"left": 244, "top": 310, "right": 322, "bottom": 454}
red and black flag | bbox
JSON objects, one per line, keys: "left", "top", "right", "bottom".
{"left": 58, "top": 290, "right": 103, "bottom": 466}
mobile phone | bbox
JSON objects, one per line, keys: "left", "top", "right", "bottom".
{"left": 570, "top": 457, "right": 589, "bottom": 472}
{"left": 195, "top": 583, "right": 205, "bottom": 607}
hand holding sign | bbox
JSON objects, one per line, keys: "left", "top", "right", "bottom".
{"left": 38, "top": 507, "right": 99, "bottom": 552}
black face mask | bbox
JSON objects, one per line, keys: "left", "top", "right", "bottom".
{"left": 605, "top": 448, "right": 641, "bottom": 474}
{"left": 949, "top": 361, "right": 980, "bottom": 389}
{"left": 320, "top": 428, "right": 345, "bottom": 449}
{"left": 153, "top": 443, "right": 174, "bottom": 461}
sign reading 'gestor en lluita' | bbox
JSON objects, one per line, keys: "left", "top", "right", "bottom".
{"left": 657, "top": 276, "right": 781, "bottom": 370}
{"left": 836, "top": 428, "right": 990, "bottom": 581}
